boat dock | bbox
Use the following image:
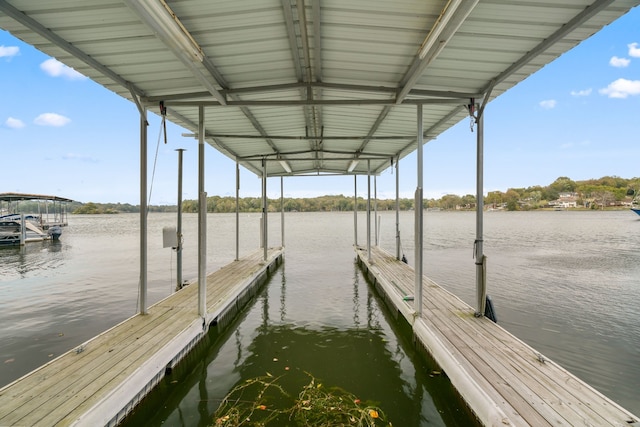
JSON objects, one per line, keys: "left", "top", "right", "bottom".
{"left": 0, "top": 248, "right": 283, "bottom": 427}
{"left": 356, "top": 246, "right": 639, "bottom": 427}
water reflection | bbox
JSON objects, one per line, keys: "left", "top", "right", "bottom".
{"left": 0, "top": 240, "right": 67, "bottom": 279}
{"left": 122, "top": 263, "right": 478, "bottom": 427}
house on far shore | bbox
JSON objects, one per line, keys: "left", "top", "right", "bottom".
{"left": 549, "top": 192, "right": 578, "bottom": 209}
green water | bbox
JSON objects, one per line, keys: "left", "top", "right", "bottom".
{"left": 121, "top": 241, "right": 478, "bottom": 426}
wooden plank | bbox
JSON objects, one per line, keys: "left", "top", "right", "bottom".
{"left": 368, "top": 249, "right": 632, "bottom": 425}
{"left": 1, "top": 304, "right": 191, "bottom": 424}
{"left": 356, "top": 246, "right": 639, "bottom": 427}
{"left": 0, "top": 248, "right": 283, "bottom": 426}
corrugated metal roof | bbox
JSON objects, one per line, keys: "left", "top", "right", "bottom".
{"left": 1, "top": 0, "right": 638, "bottom": 177}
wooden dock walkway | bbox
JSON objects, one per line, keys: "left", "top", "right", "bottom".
{"left": 0, "top": 248, "right": 283, "bottom": 427}
{"left": 356, "top": 246, "right": 638, "bottom": 427}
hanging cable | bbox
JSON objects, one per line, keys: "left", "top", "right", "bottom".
{"left": 148, "top": 101, "right": 167, "bottom": 208}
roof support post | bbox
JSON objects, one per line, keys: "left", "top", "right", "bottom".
{"left": 176, "top": 148, "right": 185, "bottom": 291}
{"left": 262, "top": 159, "right": 268, "bottom": 261}
{"left": 20, "top": 214, "right": 25, "bottom": 246}
{"left": 281, "top": 176, "right": 285, "bottom": 248}
{"left": 475, "top": 107, "right": 487, "bottom": 317}
{"left": 395, "top": 157, "right": 400, "bottom": 260}
{"left": 354, "top": 175, "right": 358, "bottom": 246}
{"left": 414, "top": 104, "right": 424, "bottom": 316}
{"left": 138, "top": 107, "right": 148, "bottom": 315}
{"left": 367, "top": 160, "right": 372, "bottom": 263}
{"left": 374, "top": 175, "right": 378, "bottom": 246}
{"left": 235, "top": 160, "right": 240, "bottom": 261}
{"left": 197, "top": 105, "right": 207, "bottom": 318}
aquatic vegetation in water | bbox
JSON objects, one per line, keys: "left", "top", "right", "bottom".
{"left": 212, "top": 372, "right": 390, "bottom": 426}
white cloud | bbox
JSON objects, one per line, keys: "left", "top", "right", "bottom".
{"left": 599, "top": 78, "right": 640, "bottom": 98}
{"left": 629, "top": 42, "right": 640, "bottom": 58}
{"left": 40, "top": 58, "right": 86, "bottom": 80}
{"left": 0, "top": 45, "right": 19, "bottom": 58}
{"left": 609, "top": 56, "right": 630, "bottom": 67}
{"left": 5, "top": 117, "right": 26, "bottom": 129}
{"left": 539, "top": 99, "right": 557, "bottom": 109}
{"left": 34, "top": 113, "right": 71, "bottom": 127}
{"left": 570, "top": 88, "right": 592, "bottom": 97}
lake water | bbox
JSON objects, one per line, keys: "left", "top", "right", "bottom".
{"left": 0, "top": 210, "right": 638, "bottom": 425}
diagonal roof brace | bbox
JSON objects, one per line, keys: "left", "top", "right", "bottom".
{"left": 124, "top": 0, "right": 227, "bottom": 106}
{"left": 396, "top": 0, "right": 479, "bottom": 104}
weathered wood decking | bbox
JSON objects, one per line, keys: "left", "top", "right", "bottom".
{"left": 356, "top": 246, "right": 638, "bottom": 427}
{"left": 0, "top": 248, "right": 283, "bottom": 427}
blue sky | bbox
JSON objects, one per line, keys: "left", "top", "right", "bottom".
{"left": 1, "top": 7, "right": 639, "bottom": 205}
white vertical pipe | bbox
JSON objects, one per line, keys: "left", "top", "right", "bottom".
{"left": 235, "top": 160, "right": 240, "bottom": 261}
{"left": 139, "top": 108, "right": 148, "bottom": 315}
{"left": 281, "top": 175, "right": 285, "bottom": 247}
{"left": 354, "top": 175, "right": 358, "bottom": 246}
{"left": 197, "top": 105, "right": 207, "bottom": 318}
{"left": 395, "top": 157, "right": 400, "bottom": 260}
{"left": 415, "top": 104, "right": 424, "bottom": 316}
{"left": 262, "top": 159, "right": 268, "bottom": 261}
{"left": 176, "top": 148, "right": 185, "bottom": 291}
{"left": 374, "top": 175, "right": 378, "bottom": 246}
{"left": 367, "top": 159, "right": 371, "bottom": 262}
{"left": 475, "top": 109, "right": 487, "bottom": 316}
{"left": 20, "top": 214, "right": 25, "bottom": 246}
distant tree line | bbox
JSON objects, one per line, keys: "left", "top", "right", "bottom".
{"left": 17, "top": 175, "right": 631, "bottom": 214}
{"left": 179, "top": 194, "right": 413, "bottom": 213}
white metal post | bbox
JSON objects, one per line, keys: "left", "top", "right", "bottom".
{"left": 20, "top": 214, "right": 25, "bottom": 246}
{"left": 367, "top": 159, "right": 371, "bottom": 262}
{"left": 475, "top": 108, "right": 487, "bottom": 316}
{"left": 139, "top": 108, "right": 148, "bottom": 315}
{"left": 281, "top": 175, "right": 285, "bottom": 247}
{"left": 395, "top": 157, "right": 400, "bottom": 260}
{"left": 197, "top": 105, "right": 207, "bottom": 318}
{"left": 176, "top": 148, "right": 185, "bottom": 291}
{"left": 235, "top": 160, "right": 240, "bottom": 261}
{"left": 262, "top": 159, "right": 268, "bottom": 261}
{"left": 415, "top": 104, "right": 424, "bottom": 316}
{"left": 374, "top": 175, "right": 378, "bottom": 246}
{"left": 354, "top": 175, "right": 358, "bottom": 246}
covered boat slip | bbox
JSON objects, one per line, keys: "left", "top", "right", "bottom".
{"left": 357, "top": 246, "right": 638, "bottom": 426}
{"left": 2, "top": 0, "right": 640, "bottom": 425}
{"left": 0, "top": 192, "right": 72, "bottom": 229}
{"left": 0, "top": 248, "right": 283, "bottom": 427}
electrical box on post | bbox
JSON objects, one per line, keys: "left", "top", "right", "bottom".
{"left": 163, "top": 226, "right": 178, "bottom": 248}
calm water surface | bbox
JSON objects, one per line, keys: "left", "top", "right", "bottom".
{"left": 0, "top": 211, "right": 638, "bottom": 424}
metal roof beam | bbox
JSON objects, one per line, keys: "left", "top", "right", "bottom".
{"left": 241, "top": 153, "right": 390, "bottom": 161}
{"left": 143, "top": 84, "right": 481, "bottom": 103}
{"left": 205, "top": 134, "right": 415, "bottom": 141}
{"left": 312, "top": 0, "right": 322, "bottom": 83}
{"left": 164, "top": 98, "right": 466, "bottom": 107}
{"left": 282, "top": 0, "right": 318, "bottom": 165}
{"left": 489, "top": 0, "right": 618, "bottom": 91}
{"left": 311, "top": 0, "right": 324, "bottom": 169}
{"left": 395, "top": 0, "right": 479, "bottom": 104}
{"left": 124, "top": 0, "right": 228, "bottom": 105}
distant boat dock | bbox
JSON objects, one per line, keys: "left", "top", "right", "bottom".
{"left": 0, "top": 193, "right": 72, "bottom": 229}
{"left": 0, "top": 193, "right": 72, "bottom": 246}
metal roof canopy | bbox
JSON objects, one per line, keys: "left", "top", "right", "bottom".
{"left": 1, "top": 0, "right": 638, "bottom": 179}
{"left": 0, "top": 192, "right": 74, "bottom": 203}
